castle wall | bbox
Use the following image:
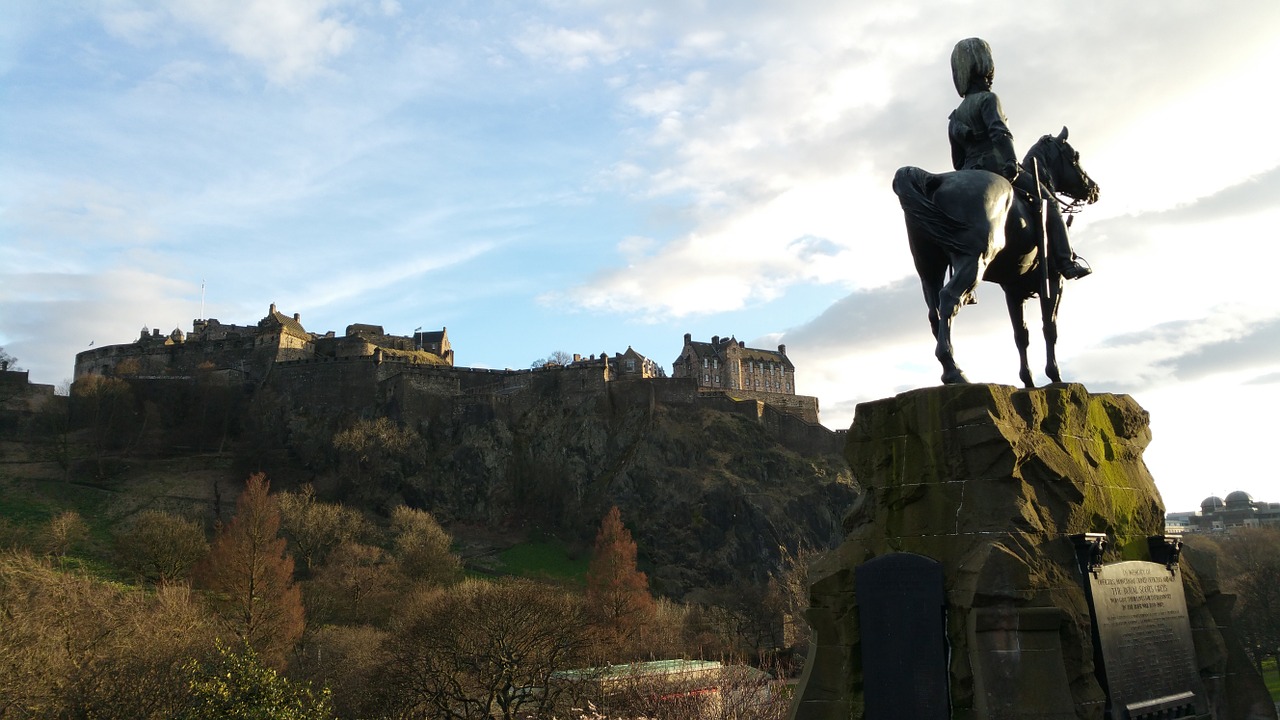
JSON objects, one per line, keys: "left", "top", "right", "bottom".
{"left": 75, "top": 333, "right": 275, "bottom": 380}
{"left": 0, "top": 371, "right": 59, "bottom": 434}
{"left": 689, "top": 392, "right": 841, "bottom": 456}
{"left": 696, "top": 388, "right": 819, "bottom": 424}
{"left": 271, "top": 357, "right": 381, "bottom": 414}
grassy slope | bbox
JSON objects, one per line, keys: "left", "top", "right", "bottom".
{"left": 2, "top": 434, "right": 590, "bottom": 587}
{"left": 1264, "top": 658, "right": 1280, "bottom": 702}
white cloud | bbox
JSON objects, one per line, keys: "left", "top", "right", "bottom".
{"left": 552, "top": 0, "right": 1280, "bottom": 328}
{"left": 99, "top": 0, "right": 359, "bottom": 84}
{"left": 0, "top": 268, "right": 197, "bottom": 383}
{"left": 514, "top": 23, "right": 622, "bottom": 70}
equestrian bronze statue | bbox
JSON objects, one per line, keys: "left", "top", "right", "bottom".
{"left": 893, "top": 38, "right": 1099, "bottom": 386}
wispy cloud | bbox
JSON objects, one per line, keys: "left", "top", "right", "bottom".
{"left": 99, "top": 0, "right": 360, "bottom": 85}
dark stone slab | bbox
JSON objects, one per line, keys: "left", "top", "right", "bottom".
{"left": 856, "top": 552, "right": 949, "bottom": 720}
{"left": 1087, "top": 561, "right": 1208, "bottom": 719}
{"left": 968, "top": 606, "right": 1076, "bottom": 719}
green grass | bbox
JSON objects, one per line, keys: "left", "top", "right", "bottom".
{"left": 1263, "top": 657, "right": 1280, "bottom": 702}
{"left": 494, "top": 539, "right": 589, "bottom": 584}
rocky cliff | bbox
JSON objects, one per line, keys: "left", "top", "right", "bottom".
{"left": 246, "top": 368, "right": 857, "bottom": 599}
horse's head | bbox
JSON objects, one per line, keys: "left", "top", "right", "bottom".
{"left": 1031, "top": 127, "right": 1100, "bottom": 208}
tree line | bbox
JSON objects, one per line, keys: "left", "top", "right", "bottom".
{"left": 0, "top": 473, "right": 801, "bottom": 719}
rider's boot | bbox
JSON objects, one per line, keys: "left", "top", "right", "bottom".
{"left": 1060, "top": 256, "right": 1091, "bottom": 280}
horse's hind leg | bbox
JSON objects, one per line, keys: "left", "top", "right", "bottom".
{"left": 1041, "top": 276, "right": 1064, "bottom": 382}
{"left": 935, "top": 252, "right": 982, "bottom": 384}
{"left": 1004, "top": 289, "right": 1034, "bottom": 388}
{"left": 908, "top": 230, "right": 946, "bottom": 342}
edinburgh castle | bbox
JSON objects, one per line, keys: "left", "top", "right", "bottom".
{"left": 72, "top": 304, "right": 831, "bottom": 448}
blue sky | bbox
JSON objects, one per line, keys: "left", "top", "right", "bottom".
{"left": 3, "top": 1, "right": 1278, "bottom": 513}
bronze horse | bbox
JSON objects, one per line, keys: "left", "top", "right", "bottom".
{"left": 893, "top": 127, "right": 1099, "bottom": 386}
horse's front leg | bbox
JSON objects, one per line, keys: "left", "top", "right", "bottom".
{"left": 1004, "top": 290, "right": 1034, "bottom": 387}
{"left": 1041, "top": 275, "right": 1064, "bottom": 382}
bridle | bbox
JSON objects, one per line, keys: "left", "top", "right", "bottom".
{"left": 1034, "top": 135, "right": 1094, "bottom": 216}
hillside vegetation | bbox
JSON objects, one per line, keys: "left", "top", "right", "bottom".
{"left": 1, "top": 373, "right": 853, "bottom": 718}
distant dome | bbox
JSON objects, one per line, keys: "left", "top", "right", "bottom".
{"left": 1224, "top": 490, "right": 1254, "bottom": 509}
{"left": 1200, "top": 496, "right": 1224, "bottom": 513}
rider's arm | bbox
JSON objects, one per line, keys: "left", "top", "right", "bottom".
{"left": 980, "top": 93, "right": 1020, "bottom": 180}
{"left": 947, "top": 111, "right": 965, "bottom": 170}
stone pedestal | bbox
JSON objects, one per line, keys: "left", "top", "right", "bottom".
{"left": 789, "top": 384, "right": 1275, "bottom": 720}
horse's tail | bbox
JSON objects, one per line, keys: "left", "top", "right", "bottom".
{"left": 893, "top": 166, "right": 968, "bottom": 239}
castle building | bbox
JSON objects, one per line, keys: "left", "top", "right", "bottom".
{"left": 671, "top": 333, "right": 819, "bottom": 423}
{"left": 74, "top": 304, "right": 452, "bottom": 381}
{"left": 672, "top": 334, "right": 795, "bottom": 395}
{"left": 1165, "top": 490, "right": 1280, "bottom": 533}
{"left": 570, "top": 347, "right": 666, "bottom": 380}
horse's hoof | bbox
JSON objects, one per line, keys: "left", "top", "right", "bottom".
{"left": 941, "top": 369, "right": 970, "bottom": 385}
{"left": 1020, "top": 370, "right": 1035, "bottom": 388}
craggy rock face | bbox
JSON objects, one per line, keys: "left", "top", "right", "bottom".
{"left": 790, "top": 384, "right": 1272, "bottom": 720}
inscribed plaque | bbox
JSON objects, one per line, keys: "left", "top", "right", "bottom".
{"left": 1087, "top": 561, "right": 1207, "bottom": 719}
{"left": 856, "top": 552, "right": 949, "bottom": 720}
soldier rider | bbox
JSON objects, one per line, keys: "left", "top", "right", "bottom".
{"left": 948, "top": 37, "right": 1091, "bottom": 280}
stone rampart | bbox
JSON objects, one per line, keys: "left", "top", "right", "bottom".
{"left": 75, "top": 334, "right": 270, "bottom": 380}
{"left": 694, "top": 393, "right": 841, "bottom": 456}
{"left": 271, "top": 357, "right": 381, "bottom": 414}
{"left": 696, "top": 387, "right": 820, "bottom": 423}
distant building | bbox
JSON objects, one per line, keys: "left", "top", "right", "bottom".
{"left": 672, "top": 334, "right": 795, "bottom": 395}
{"left": 590, "top": 347, "right": 665, "bottom": 380}
{"left": 1166, "top": 491, "right": 1280, "bottom": 533}
{"left": 671, "top": 333, "right": 819, "bottom": 423}
{"left": 74, "top": 304, "right": 453, "bottom": 382}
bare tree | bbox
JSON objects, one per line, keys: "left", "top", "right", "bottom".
{"left": 305, "top": 541, "right": 399, "bottom": 626}
{"left": 382, "top": 577, "right": 592, "bottom": 719}
{"left": 391, "top": 505, "right": 462, "bottom": 587}
{"left": 292, "top": 624, "right": 390, "bottom": 719}
{"left": 1215, "top": 528, "right": 1280, "bottom": 674}
{"left": 0, "top": 550, "right": 215, "bottom": 719}
{"left": 530, "top": 350, "right": 575, "bottom": 368}
{"left": 332, "top": 417, "right": 423, "bottom": 487}
{"left": 277, "top": 485, "right": 367, "bottom": 572}
{"left": 113, "top": 510, "right": 209, "bottom": 583}
{"left": 43, "top": 510, "right": 89, "bottom": 560}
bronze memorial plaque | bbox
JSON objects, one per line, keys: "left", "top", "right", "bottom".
{"left": 1087, "top": 561, "right": 1208, "bottom": 720}
{"left": 856, "top": 552, "right": 949, "bottom": 720}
